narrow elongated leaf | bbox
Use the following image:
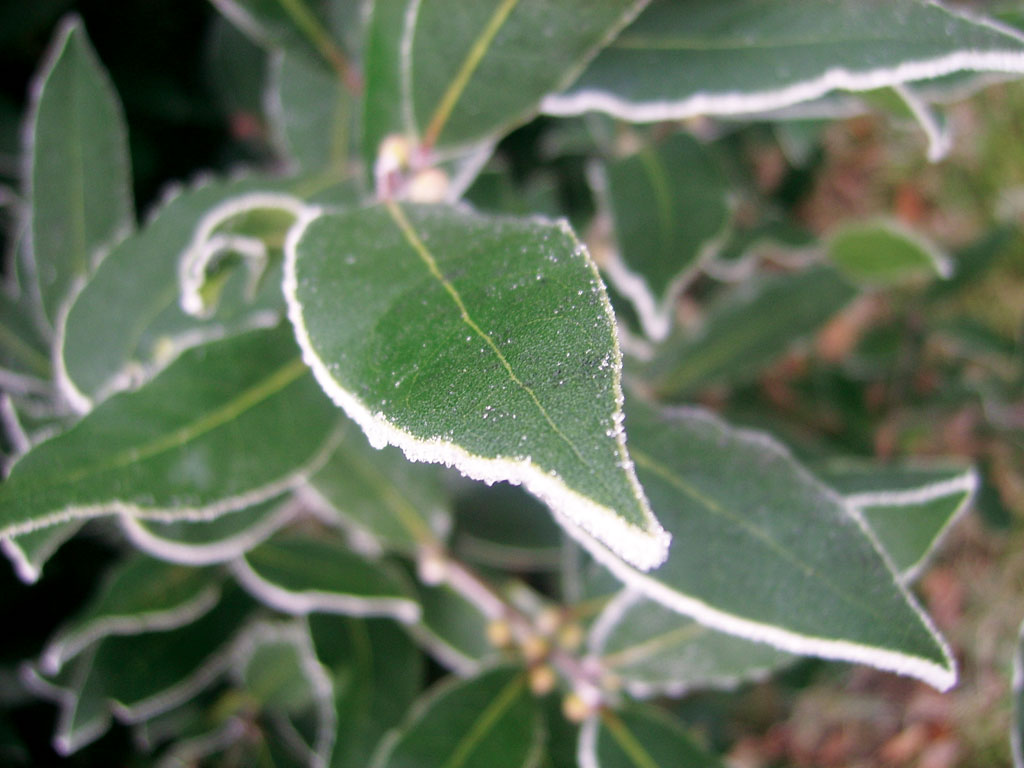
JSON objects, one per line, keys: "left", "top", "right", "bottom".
{"left": 596, "top": 131, "right": 731, "bottom": 341}
{"left": 361, "top": 0, "right": 408, "bottom": 176}
{"left": 232, "top": 531, "right": 420, "bottom": 622}
{"left": 306, "top": 420, "right": 451, "bottom": 555}
{"left": 26, "top": 586, "right": 253, "bottom": 755}
{"left": 0, "top": 326, "right": 339, "bottom": 539}
{"left": 232, "top": 620, "right": 336, "bottom": 768}
{"left": 590, "top": 591, "right": 793, "bottom": 698}
{"left": 119, "top": 494, "right": 298, "bottom": 565}
{"left": 308, "top": 615, "right": 423, "bottom": 768}
{"left": 544, "top": 0, "right": 1024, "bottom": 122}
{"left": 27, "top": 16, "right": 134, "bottom": 327}
{"left": 59, "top": 177, "right": 295, "bottom": 408}
{"left": 285, "top": 202, "right": 669, "bottom": 570}
{"left": 816, "top": 460, "right": 977, "bottom": 580}
{"left": 40, "top": 555, "right": 221, "bottom": 674}
{"left": 555, "top": 401, "right": 956, "bottom": 691}
{"left": 267, "top": 51, "right": 354, "bottom": 177}
{"left": 646, "top": 267, "right": 856, "bottom": 399}
{"left": 370, "top": 666, "right": 540, "bottom": 768}
{"left": 405, "top": 0, "right": 648, "bottom": 151}
{"left": 580, "top": 704, "right": 724, "bottom": 768}
{"left": 828, "top": 222, "right": 952, "bottom": 285}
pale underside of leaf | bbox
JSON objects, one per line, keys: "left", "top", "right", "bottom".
{"left": 283, "top": 202, "right": 669, "bottom": 570}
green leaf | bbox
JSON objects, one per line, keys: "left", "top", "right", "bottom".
{"left": 0, "top": 276, "right": 52, "bottom": 386}
{"left": 119, "top": 494, "right": 298, "bottom": 565}
{"left": 544, "top": 0, "right": 1024, "bottom": 122}
{"left": 233, "top": 620, "right": 336, "bottom": 768}
{"left": 370, "top": 666, "right": 541, "bottom": 768}
{"left": 815, "top": 460, "right": 978, "bottom": 580}
{"left": 405, "top": 0, "right": 649, "bottom": 151}
{"left": 645, "top": 267, "right": 856, "bottom": 399}
{"left": 559, "top": 400, "right": 956, "bottom": 691}
{"left": 360, "top": 0, "right": 408, "bottom": 177}
{"left": 590, "top": 591, "right": 793, "bottom": 698}
{"left": 40, "top": 554, "right": 221, "bottom": 675}
{"left": 59, "top": 177, "right": 300, "bottom": 409}
{"left": 210, "top": 0, "right": 354, "bottom": 83}
{"left": 306, "top": 420, "right": 452, "bottom": 556}
{"left": 596, "top": 131, "right": 731, "bottom": 341}
{"left": 285, "top": 202, "right": 669, "bottom": 570}
{"left": 26, "top": 586, "right": 253, "bottom": 755}
{"left": 410, "top": 582, "right": 496, "bottom": 674}
{"left": 233, "top": 531, "right": 421, "bottom": 623}
{"left": 451, "top": 482, "right": 564, "bottom": 572}
{"left": 1, "top": 520, "right": 82, "bottom": 584}
{"left": 827, "top": 221, "right": 951, "bottom": 286}
{"left": 0, "top": 325, "right": 340, "bottom": 540}
{"left": 580, "top": 703, "right": 724, "bottom": 768}
{"left": 308, "top": 615, "right": 423, "bottom": 768}
{"left": 267, "top": 51, "right": 355, "bottom": 177}
{"left": 27, "top": 15, "right": 134, "bottom": 328}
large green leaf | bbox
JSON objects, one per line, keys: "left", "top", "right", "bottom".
{"left": 306, "top": 419, "right": 452, "bottom": 555}
{"left": 232, "top": 531, "right": 421, "bottom": 623}
{"left": 370, "top": 666, "right": 540, "bottom": 768}
{"left": 590, "top": 591, "right": 793, "bottom": 698}
{"left": 645, "top": 267, "right": 856, "bottom": 399}
{"left": 308, "top": 615, "right": 423, "bottom": 768}
{"left": 404, "top": 0, "right": 648, "bottom": 151}
{"left": 596, "top": 131, "right": 731, "bottom": 341}
{"left": 580, "top": 703, "right": 724, "bottom": 768}
{"left": 285, "top": 202, "right": 669, "bottom": 570}
{"left": 815, "top": 460, "right": 977, "bottom": 581}
{"left": 0, "top": 326, "right": 339, "bottom": 539}
{"left": 40, "top": 555, "right": 221, "bottom": 675}
{"left": 26, "top": 16, "right": 134, "bottom": 328}
{"left": 555, "top": 400, "right": 956, "bottom": 691}
{"left": 544, "top": 0, "right": 1024, "bottom": 122}
{"left": 59, "top": 177, "right": 298, "bottom": 409}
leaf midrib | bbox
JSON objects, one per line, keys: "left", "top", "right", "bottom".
{"left": 421, "top": 0, "right": 522, "bottom": 146}
{"left": 42, "top": 355, "right": 309, "bottom": 489}
{"left": 631, "top": 447, "right": 899, "bottom": 629}
{"left": 440, "top": 672, "right": 526, "bottom": 768}
{"left": 383, "top": 202, "right": 601, "bottom": 481}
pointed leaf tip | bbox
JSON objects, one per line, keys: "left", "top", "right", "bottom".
{"left": 284, "top": 202, "right": 670, "bottom": 570}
